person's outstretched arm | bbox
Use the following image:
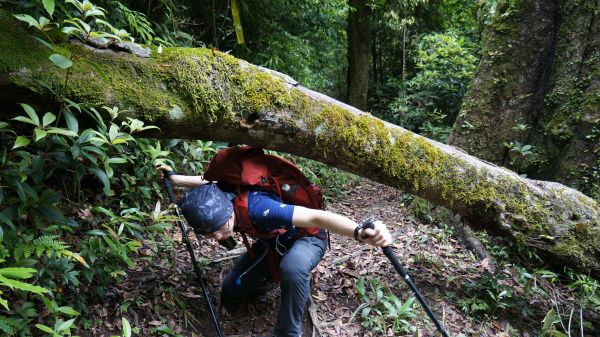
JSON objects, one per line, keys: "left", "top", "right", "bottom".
{"left": 156, "top": 165, "right": 208, "bottom": 188}
{"left": 292, "top": 206, "right": 392, "bottom": 247}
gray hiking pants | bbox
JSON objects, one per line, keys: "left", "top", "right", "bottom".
{"left": 221, "top": 234, "right": 327, "bottom": 337}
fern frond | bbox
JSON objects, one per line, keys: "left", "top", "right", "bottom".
{"left": 33, "top": 235, "right": 69, "bottom": 258}
{"left": 113, "top": 1, "right": 155, "bottom": 44}
{"left": 13, "top": 242, "right": 33, "bottom": 261}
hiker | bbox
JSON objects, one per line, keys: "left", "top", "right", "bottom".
{"left": 156, "top": 164, "right": 392, "bottom": 337}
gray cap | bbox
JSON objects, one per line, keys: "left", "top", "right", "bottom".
{"left": 178, "top": 183, "right": 233, "bottom": 234}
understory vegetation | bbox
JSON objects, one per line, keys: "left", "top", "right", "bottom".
{"left": 0, "top": 0, "right": 598, "bottom": 336}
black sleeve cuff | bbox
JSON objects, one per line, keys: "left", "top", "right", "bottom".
{"left": 353, "top": 224, "right": 363, "bottom": 242}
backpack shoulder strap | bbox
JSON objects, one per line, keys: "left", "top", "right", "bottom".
{"left": 232, "top": 191, "right": 253, "bottom": 233}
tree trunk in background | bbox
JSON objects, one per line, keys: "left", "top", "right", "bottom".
{"left": 449, "top": 0, "right": 600, "bottom": 197}
{"left": 346, "top": 0, "right": 370, "bottom": 110}
{"left": 1, "top": 11, "right": 600, "bottom": 276}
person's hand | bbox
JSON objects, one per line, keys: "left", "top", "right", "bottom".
{"left": 155, "top": 164, "right": 174, "bottom": 181}
{"left": 361, "top": 220, "right": 392, "bottom": 247}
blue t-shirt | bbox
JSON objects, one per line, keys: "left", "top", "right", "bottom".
{"left": 246, "top": 191, "right": 298, "bottom": 239}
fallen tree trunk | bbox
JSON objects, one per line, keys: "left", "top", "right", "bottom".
{"left": 1, "top": 12, "right": 599, "bottom": 276}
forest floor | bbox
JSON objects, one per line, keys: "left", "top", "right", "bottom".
{"left": 84, "top": 178, "right": 597, "bottom": 337}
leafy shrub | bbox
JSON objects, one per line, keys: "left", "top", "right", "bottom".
{"left": 389, "top": 31, "right": 477, "bottom": 141}
{"left": 458, "top": 270, "right": 525, "bottom": 317}
{"left": 0, "top": 99, "right": 183, "bottom": 335}
{"left": 352, "top": 278, "right": 417, "bottom": 334}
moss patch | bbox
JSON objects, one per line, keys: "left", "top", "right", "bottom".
{"left": 0, "top": 11, "right": 52, "bottom": 73}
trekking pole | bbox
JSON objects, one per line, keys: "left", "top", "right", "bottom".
{"left": 363, "top": 219, "right": 451, "bottom": 337}
{"left": 161, "top": 170, "right": 224, "bottom": 337}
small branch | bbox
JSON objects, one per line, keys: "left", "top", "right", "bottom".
{"left": 308, "top": 293, "right": 325, "bottom": 337}
{"left": 208, "top": 247, "right": 246, "bottom": 264}
{"left": 330, "top": 247, "right": 370, "bottom": 266}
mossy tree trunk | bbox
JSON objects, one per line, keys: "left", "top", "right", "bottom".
{"left": 1, "top": 11, "right": 600, "bottom": 276}
{"left": 449, "top": 0, "right": 600, "bottom": 197}
{"left": 346, "top": 0, "right": 371, "bottom": 110}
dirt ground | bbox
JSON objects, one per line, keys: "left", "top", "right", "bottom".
{"left": 84, "top": 178, "right": 597, "bottom": 337}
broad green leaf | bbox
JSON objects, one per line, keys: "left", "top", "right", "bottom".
{"left": 87, "top": 229, "right": 107, "bottom": 236}
{"left": 47, "top": 127, "right": 78, "bottom": 137}
{"left": 63, "top": 109, "right": 79, "bottom": 133}
{"left": 0, "top": 296, "right": 8, "bottom": 310}
{"left": 57, "top": 318, "right": 76, "bottom": 332}
{"left": 43, "top": 0, "right": 55, "bottom": 17}
{"left": 401, "top": 296, "right": 416, "bottom": 311}
{"left": 12, "top": 136, "right": 30, "bottom": 149}
{"left": 62, "top": 26, "right": 82, "bottom": 35}
{"left": 382, "top": 300, "right": 396, "bottom": 316}
{"left": 82, "top": 1, "right": 95, "bottom": 11}
{"left": 40, "top": 295, "right": 57, "bottom": 312}
{"left": 13, "top": 14, "right": 38, "bottom": 27}
{"left": 80, "top": 20, "right": 91, "bottom": 33}
{"left": 20, "top": 103, "right": 40, "bottom": 125}
{"left": 89, "top": 168, "right": 110, "bottom": 196}
{"left": 92, "top": 206, "right": 115, "bottom": 217}
{"left": 95, "top": 18, "right": 114, "bottom": 31}
{"left": 12, "top": 116, "right": 37, "bottom": 125}
{"left": 541, "top": 308, "right": 556, "bottom": 331}
{"left": 42, "top": 112, "right": 56, "bottom": 127}
{"left": 85, "top": 8, "right": 105, "bottom": 18}
{"left": 102, "top": 106, "right": 119, "bottom": 119}
{"left": 546, "top": 331, "right": 568, "bottom": 337}
{"left": 108, "top": 124, "right": 118, "bottom": 142}
{"left": 36, "top": 324, "right": 55, "bottom": 334}
{"left": 0, "top": 267, "right": 36, "bottom": 279}
{"left": 34, "top": 128, "right": 47, "bottom": 142}
{"left": 103, "top": 236, "right": 118, "bottom": 252}
{"left": 0, "top": 274, "right": 49, "bottom": 294}
{"left": 122, "top": 317, "right": 131, "bottom": 337}
{"left": 90, "top": 130, "right": 109, "bottom": 144}
{"left": 49, "top": 54, "right": 73, "bottom": 69}
{"left": 105, "top": 164, "right": 113, "bottom": 178}
{"left": 30, "top": 35, "right": 56, "bottom": 50}
{"left": 108, "top": 157, "right": 127, "bottom": 164}
{"left": 154, "top": 325, "right": 173, "bottom": 333}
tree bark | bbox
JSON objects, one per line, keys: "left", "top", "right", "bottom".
{"left": 1, "top": 11, "right": 599, "bottom": 276}
{"left": 346, "top": 0, "right": 370, "bottom": 110}
{"left": 449, "top": 0, "right": 600, "bottom": 195}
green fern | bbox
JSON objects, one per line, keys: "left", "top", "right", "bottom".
{"left": 13, "top": 236, "right": 87, "bottom": 267}
{"left": 112, "top": 1, "right": 156, "bottom": 45}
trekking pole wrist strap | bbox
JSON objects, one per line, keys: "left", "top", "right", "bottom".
{"left": 353, "top": 224, "right": 364, "bottom": 242}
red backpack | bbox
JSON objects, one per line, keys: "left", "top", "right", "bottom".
{"left": 204, "top": 146, "right": 326, "bottom": 282}
{"left": 204, "top": 146, "right": 325, "bottom": 238}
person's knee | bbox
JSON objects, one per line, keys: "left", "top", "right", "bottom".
{"left": 279, "top": 262, "right": 311, "bottom": 284}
